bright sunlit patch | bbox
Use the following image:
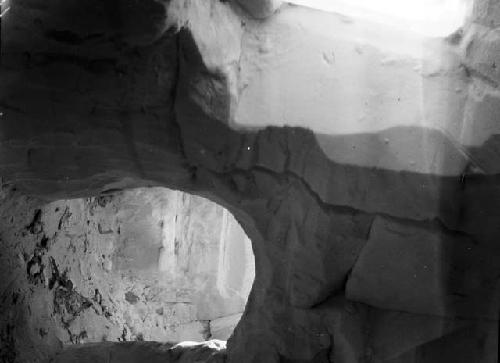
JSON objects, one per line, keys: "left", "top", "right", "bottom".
{"left": 0, "top": 0, "right": 10, "bottom": 18}
{"left": 287, "top": 0, "right": 470, "bottom": 37}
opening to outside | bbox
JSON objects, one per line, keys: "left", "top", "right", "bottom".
{"left": 20, "top": 187, "right": 254, "bottom": 346}
{"left": 286, "top": 0, "right": 471, "bottom": 36}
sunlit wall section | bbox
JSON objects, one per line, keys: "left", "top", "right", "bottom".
{"left": 234, "top": 0, "right": 474, "bottom": 176}
{"left": 287, "top": 0, "right": 470, "bottom": 36}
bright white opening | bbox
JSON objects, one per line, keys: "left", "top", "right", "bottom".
{"left": 287, "top": 0, "right": 470, "bottom": 37}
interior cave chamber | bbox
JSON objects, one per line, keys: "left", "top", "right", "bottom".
{"left": 1, "top": 0, "right": 500, "bottom": 362}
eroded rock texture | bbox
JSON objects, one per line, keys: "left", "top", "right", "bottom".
{"left": 0, "top": 185, "right": 253, "bottom": 362}
{"left": 1, "top": 0, "right": 500, "bottom": 362}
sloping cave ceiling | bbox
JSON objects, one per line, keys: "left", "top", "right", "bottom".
{"left": 1, "top": 0, "right": 500, "bottom": 362}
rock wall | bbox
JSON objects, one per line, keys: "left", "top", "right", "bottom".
{"left": 0, "top": 185, "right": 253, "bottom": 362}
{"left": 1, "top": 0, "right": 500, "bottom": 362}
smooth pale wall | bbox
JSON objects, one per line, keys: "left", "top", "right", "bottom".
{"left": 229, "top": 4, "right": 484, "bottom": 175}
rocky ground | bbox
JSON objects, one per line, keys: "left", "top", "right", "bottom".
{"left": 49, "top": 340, "right": 227, "bottom": 363}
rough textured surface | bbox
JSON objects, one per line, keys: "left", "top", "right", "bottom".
{"left": 346, "top": 216, "right": 500, "bottom": 319}
{"left": 0, "top": 185, "right": 253, "bottom": 362}
{"left": 1, "top": 0, "right": 500, "bottom": 362}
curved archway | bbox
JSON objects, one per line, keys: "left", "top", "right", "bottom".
{"left": 0, "top": 185, "right": 257, "bottom": 361}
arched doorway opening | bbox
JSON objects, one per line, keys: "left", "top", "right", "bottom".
{"left": 0, "top": 185, "right": 255, "bottom": 362}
